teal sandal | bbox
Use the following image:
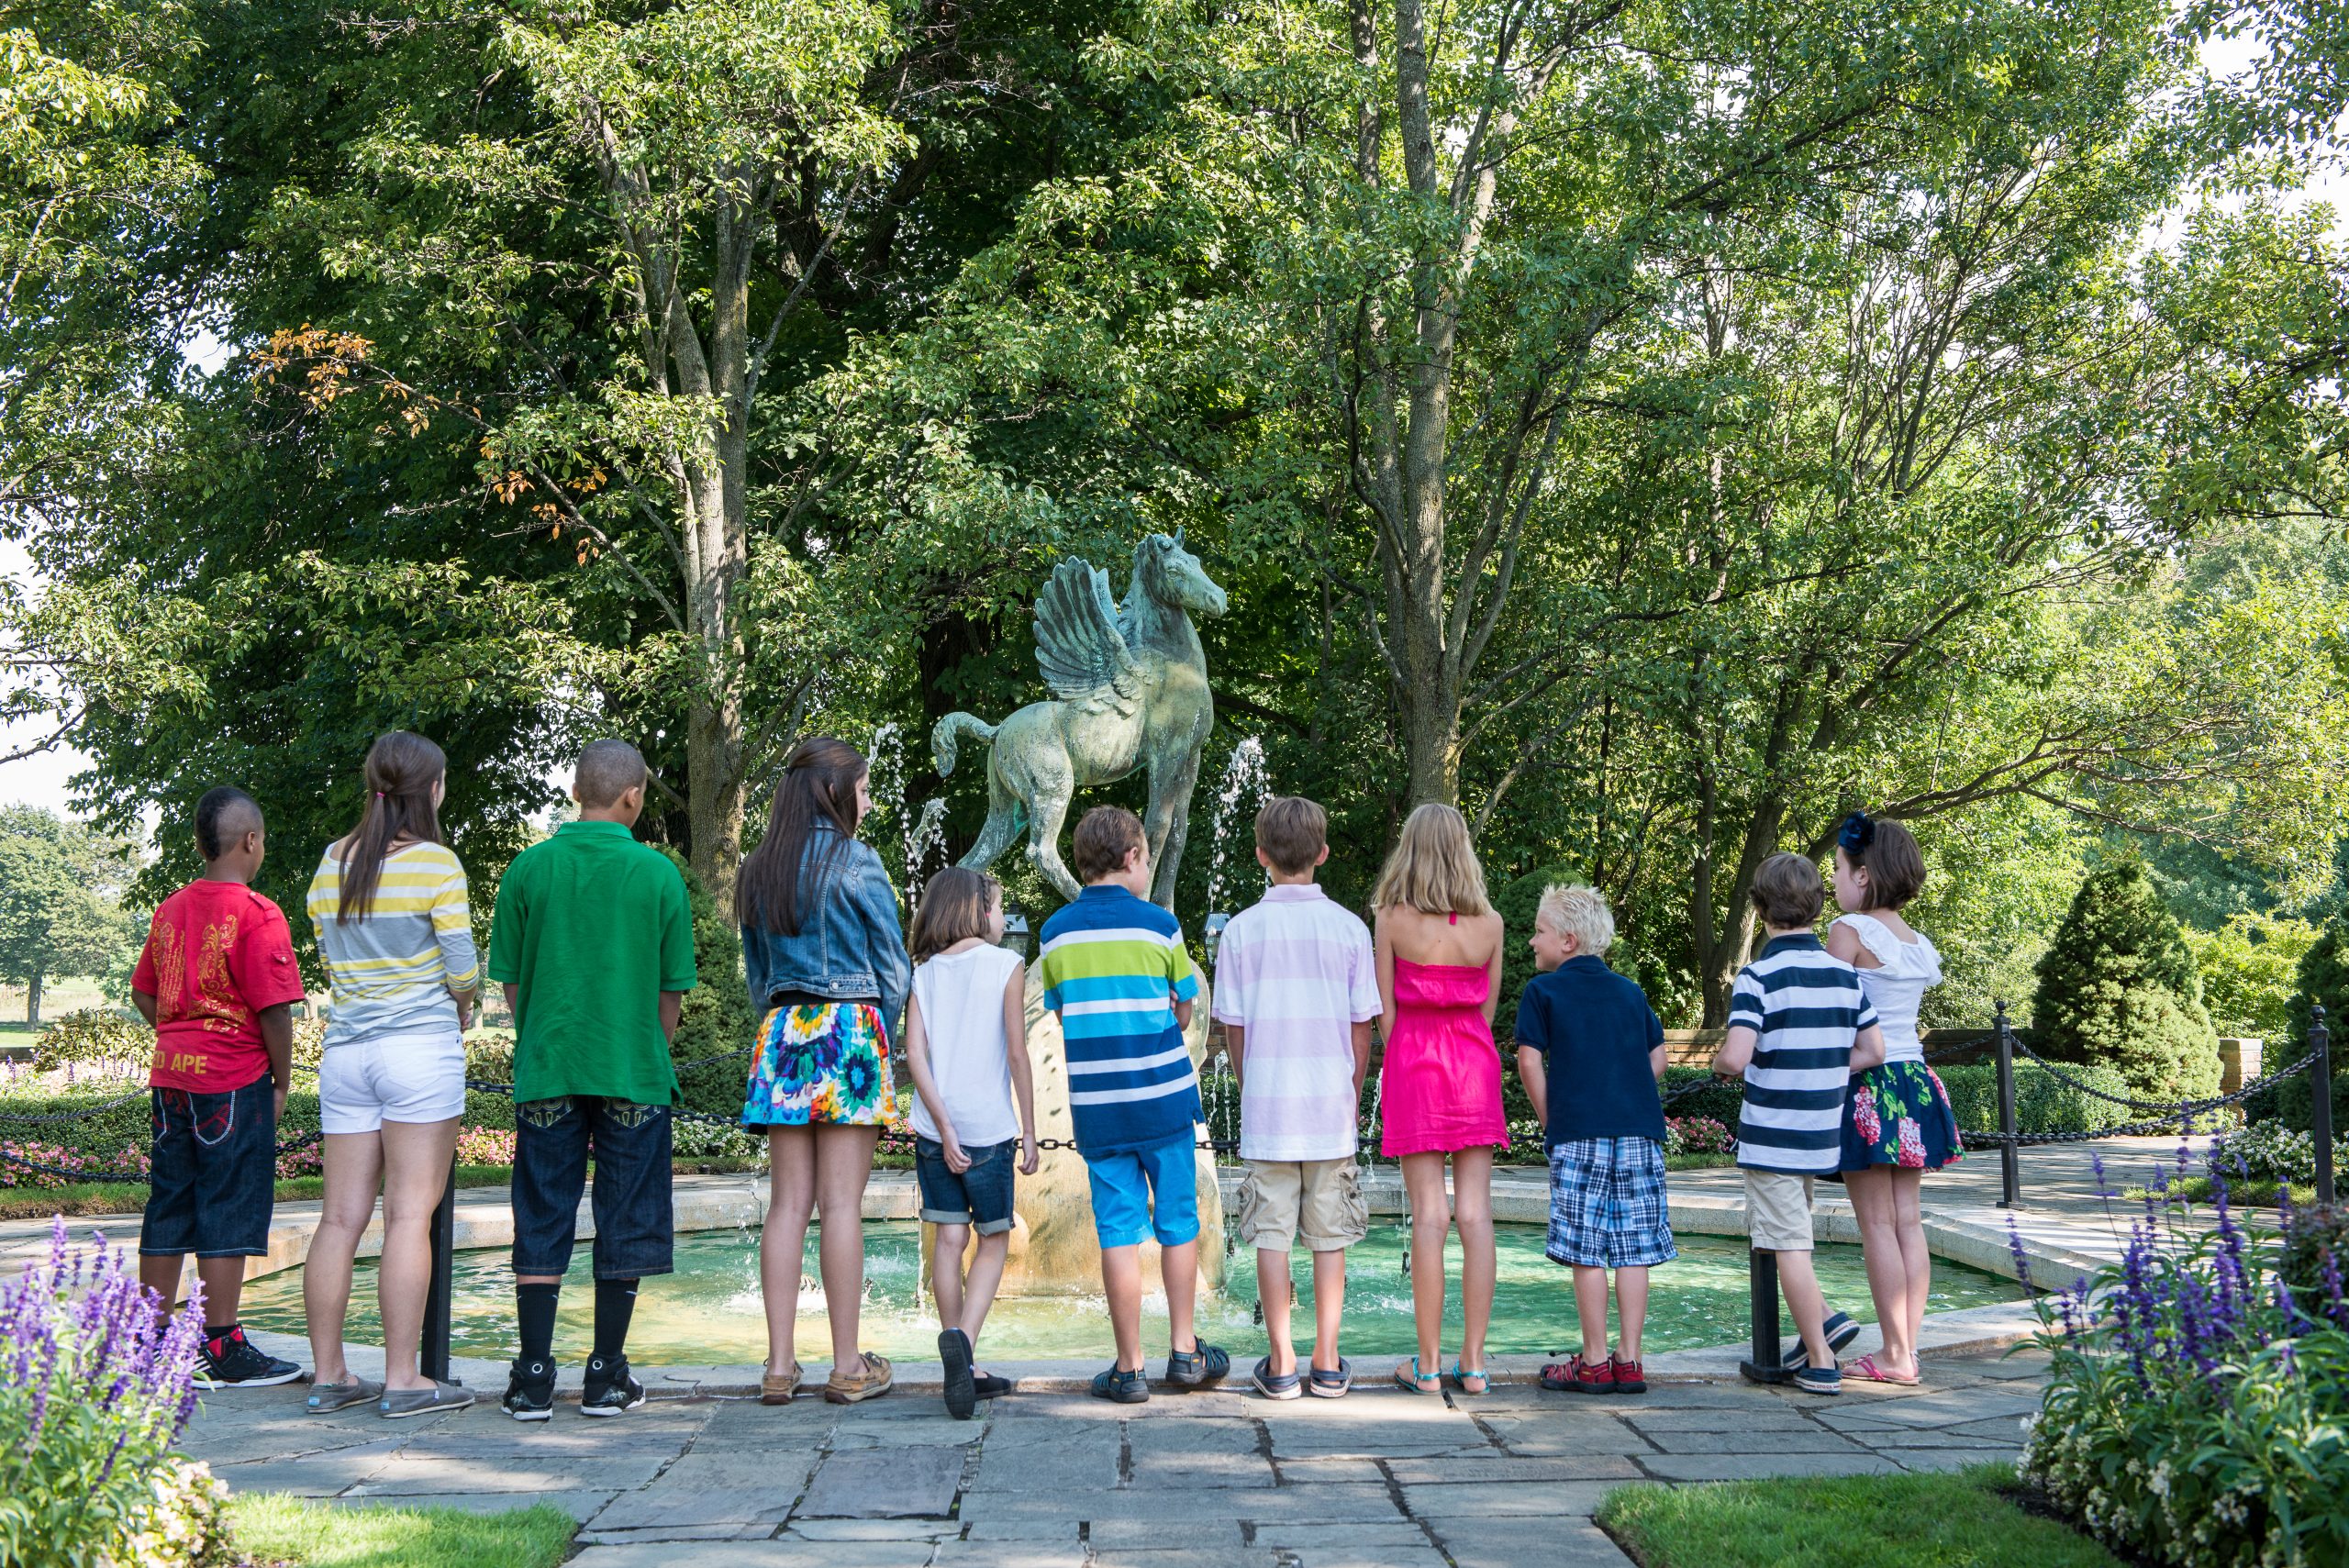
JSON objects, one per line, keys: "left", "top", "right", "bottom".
{"left": 1449, "top": 1362, "right": 1489, "bottom": 1396}
{"left": 1393, "top": 1357, "right": 1442, "bottom": 1395}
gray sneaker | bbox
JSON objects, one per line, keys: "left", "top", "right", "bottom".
{"left": 380, "top": 1380, "right": 475, "bottom": 1418}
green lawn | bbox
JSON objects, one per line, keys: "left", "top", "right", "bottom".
{"left": 1597, "top": 1465, "right": 2122, "bottom": 1568}
{"left": 227, "top": 1496, "right": 575, "bottom": 1568}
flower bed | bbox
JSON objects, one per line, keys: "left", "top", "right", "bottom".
{"left": 2018, "top": 1155, "right": 2349, "bottom": 1565}
{"left": 0, "top": 1220, "right": 231, "bottom": 1565}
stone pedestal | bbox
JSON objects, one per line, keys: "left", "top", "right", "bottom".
{"left": 924, "top": 961, "right": 1223, "bottom": 1296}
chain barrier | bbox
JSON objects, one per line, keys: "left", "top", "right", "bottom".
{"left": 1963, "top": 1048, "right": 2319, "bottom": 1147}
{"left": 2005, "top": 1035, "right": 2310, "bottom": 1119}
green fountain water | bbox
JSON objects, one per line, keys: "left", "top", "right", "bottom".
{"left": 239, "top": 1220, "right": 2021, "bottom": 1366}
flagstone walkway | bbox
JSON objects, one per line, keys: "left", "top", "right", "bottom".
{"left": 181, "top": 1346, "right": 2052, "bottom": 1566}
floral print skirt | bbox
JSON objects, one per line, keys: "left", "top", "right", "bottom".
{"left": 740, "top": 1001, "right": 897, "bottom": 1128}
{"left": 1834, "top": 1060, "right": 1963, "bottom": 1174}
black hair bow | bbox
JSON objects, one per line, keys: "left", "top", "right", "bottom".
{"left": 1837, "top": 811, "right": 1875, "bottom": 854}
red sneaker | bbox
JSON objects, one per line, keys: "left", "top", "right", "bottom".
{"left": 1610, "top": 1355, "right": 1646, "bottom": 1395}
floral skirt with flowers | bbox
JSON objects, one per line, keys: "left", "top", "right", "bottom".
{"left": 740, "top": 1001, "right": 897, "bottom": 1128}
{"left": 1834, "top": 1060, "right": 1963, "bottom": 1174}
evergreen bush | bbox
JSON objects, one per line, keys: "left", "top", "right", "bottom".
{"left": 1491, "top": 864, "right": 1578, "bottom": 1032}
{"left": 2276, "top": 921, "right": 2349, "bottom": 1135}
{"left": 2029, "top": 862, "right": 2222, "bottom": 1104}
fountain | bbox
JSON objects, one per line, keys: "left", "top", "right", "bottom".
{"left": 917, "top": 533, "right": 1235, "bottom": 1297}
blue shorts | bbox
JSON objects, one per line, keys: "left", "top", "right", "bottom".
{"left": 141, "top": 1080, "right": 277, "bottom": 1259}
{"left": 1545, "top": 1136, "right": 1676, "bottom": 1269}
{"left": 915, "top": 1136, "right": 1018, "bottom": 1235}
{"left": 1085, "top": 1134, "right": 1201, "bottom": 1250}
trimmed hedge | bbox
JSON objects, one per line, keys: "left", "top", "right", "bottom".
{"left": 1937, "top": 1060, "right": 2135, "bottom": 1136}
{"left": 0, "top": 1083, "right": 519, "bottom": 1176}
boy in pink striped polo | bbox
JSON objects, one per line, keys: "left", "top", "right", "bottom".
{"left": 1212, "top": 795, "right": 1380, "bottom": 1399}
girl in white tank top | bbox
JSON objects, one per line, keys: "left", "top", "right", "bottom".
{"left": 1826, "top": 814, "right": 1963, "bottom": 1387}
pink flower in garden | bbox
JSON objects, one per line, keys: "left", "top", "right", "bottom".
{"left": 1897, "top": 1118, "right": 1925, "bottom": 1168}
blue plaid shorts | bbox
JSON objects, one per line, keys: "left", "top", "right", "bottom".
{"left": 1545, "top": 1137, "right": 1677, "bottom": 1269}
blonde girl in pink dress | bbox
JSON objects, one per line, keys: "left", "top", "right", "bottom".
{"left": 1374, "top": 805, "right": 1508, "bottom": 1396}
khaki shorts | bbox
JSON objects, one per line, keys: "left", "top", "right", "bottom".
{"left": 1238, "top": 1159, "right": 1369, "bottom": 1253}
{"left": 1743, "top": 1170, "right": 1816, "bottom": 1252}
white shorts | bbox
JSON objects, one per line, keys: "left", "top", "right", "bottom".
{"left": 317, "top": 1031, "right": 468, "bottom": 1134}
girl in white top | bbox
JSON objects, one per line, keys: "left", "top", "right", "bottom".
{"left": 1827, "top": 813, "right": 1963, "bottom": 1386}
{"left": 903, "top": 868, "right": 1038, "bottom": 1418}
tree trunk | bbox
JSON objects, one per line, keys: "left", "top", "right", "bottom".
{"left": 25, "top": 971, "right": 39, "bottom": 1026}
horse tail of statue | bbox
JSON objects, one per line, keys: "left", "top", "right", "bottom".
{"left": 932, "top": 712, "right": 998, "bottom": 777}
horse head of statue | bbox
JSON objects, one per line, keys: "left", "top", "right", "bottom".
{"left": 1131, "top": 528, "right": 1229, "bottom": 624}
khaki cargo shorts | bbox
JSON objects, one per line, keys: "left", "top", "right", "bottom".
{"left": 1238, "top": 1158, "right": 1370, "bottom": 1253}
{"left": 1743, "top": 1170, "right": 1816, "bottom": 1252}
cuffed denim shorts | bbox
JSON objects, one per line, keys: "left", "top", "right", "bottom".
{"left": 141, "top": 1079, "right": 276, "bottom": 1259}
{"left": 512, "top": 1095, "right": 675, "bottom": 1279}
{"left": 914, "top": 1136, "right": 1018, "bottom": 1235}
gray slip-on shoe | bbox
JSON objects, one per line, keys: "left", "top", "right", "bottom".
{"left": 306, "top": 1378, "right": 384, "bottom": 1415}
{"left": 380, "top": 1380, "right": 476, "bottom": 1418}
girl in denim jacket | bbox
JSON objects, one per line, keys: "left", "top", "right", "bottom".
{"left": 737, "top": 736, "right": 913, "bottom": 1406}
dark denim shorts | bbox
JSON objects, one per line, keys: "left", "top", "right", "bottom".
{"left": 511, "top": 1095, "right": 674, "bottom": 1280}
{"left": 914, "top": 1136, "right": 1018, "bottom": 1235}
{"left": 141, "top": 1079, "right": 277, "bottom": 1259}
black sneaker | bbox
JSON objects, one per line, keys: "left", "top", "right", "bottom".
{"left": 502, "top": 1357, "right": 556, "bottom": 1423}
{"left": 1165, "top": 1340, "right": 1230, "bottom": 1390}
{"left": 940, "top": 1328, "right": 977, "bottom": 1421}
{"left": 1090, "top": 1364, "right": 1150, "bottom": 1404}
{"left": 973, "top": 1373, "right": 1013, "bottom": 1400}
{"left": 581, "top": 1355, "right": 647, "bottom": 1418}
{"left": 194, "top": 1327, "right": 304, "bottom": 1389}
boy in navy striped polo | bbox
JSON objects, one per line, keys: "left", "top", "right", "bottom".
{"left": 1711, "top": 852, "right": 1885, "bottom": 1395}
{"left": 1038, "top": 806, "right": 1229, "bottom": 1404}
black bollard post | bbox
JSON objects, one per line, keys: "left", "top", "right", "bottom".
{"left": 1740, "top": 1248, "right": 1790, "bottom": 1385}
{"left": 1994, "top": 1000, "right": 2021, "bottom": 1209}
{"left": 420, "top": 1152, "right": 458, "bottom": 1384}
{"left": 2313, "top": 1005, "right": 2334, "bottom": 1209}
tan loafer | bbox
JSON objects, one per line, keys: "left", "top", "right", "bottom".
{"left": 824, "top": 1352, "right": 894, "bottom": 1405}
{"left": 761, "top": 1362, "right": 803, "bottom": 1407}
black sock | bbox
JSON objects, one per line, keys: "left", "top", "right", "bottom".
{"left": 517, "top": 1283, "right": 560, "bottom": 1367}
{"left": 204, "top": 1322, "right": 237, "bottom": 1339}
{"left": 593, "top": 1278, "right": 639, "bottom": 1365}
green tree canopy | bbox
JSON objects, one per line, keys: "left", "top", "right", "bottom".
{"left": 0, "top": 804, "right": 138, "bottom": 1022}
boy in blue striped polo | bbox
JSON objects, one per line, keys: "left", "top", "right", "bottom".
{"left": 1038, "top": 806, "right": 1229, "bottom": 1403}
{"left": 1711, "top": 852, "right": 1885, "bottom": 1395}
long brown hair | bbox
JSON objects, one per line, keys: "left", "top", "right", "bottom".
{"left": 337, "top": 731, "right": 447, "bottom": 922}
{"left": 910, "top": 868, "right": 998, "bottom": 962}
{"left": 736, "top": 736, "right": 867, "bottom": 935}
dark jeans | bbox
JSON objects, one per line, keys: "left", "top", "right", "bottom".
{"left": 511, "top": 1095, "right": 675, "bottom": 1280}
{"left": 141, "top": 1079, "right": 276, "bottom": 1258}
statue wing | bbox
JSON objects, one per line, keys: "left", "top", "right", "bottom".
{"left": 1033, "top": 559, "right": 1144, "bottom": 717}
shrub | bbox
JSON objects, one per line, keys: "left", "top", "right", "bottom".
{"left": 0, "top": 1220, "right": 233, "bottom": 1566}
{"left": 1938, "top": 1060, "right": 2136, "bottom": 1137}
{"left": 1661, "top": 1066, "right": 1742, "bottom": 1127}
{"left": 672, "top": 1119, "right": 763, "bottom": 1161}
{"left": 1491, "top": 865, "right": 1577, "bottom": 1028}
{"left": 2278, "top": 1204, "right": 2349, "bottom": 1314}
{"left": 1664, "top": 1116, "right": 1735, "bottom": 1157}
{"left": 2021, "top": 1165, "right": 2349, "bottom": 1566}
{"left": 2030, "top": 862, "right": 2222, "bottom": 1104}
{"left": 0, "top": 1084, "right": 518, "bottom": 1182}
{"left": 658, "top": 849, "right": 758, "bottom": 1120}
{"left": 453, "top": 1125, "right": 517, "bottom": 1167}
{"left": 2275, "top": 921, "right": 2349, "bottom": 1137}
{"left": 2206, "top": 1123, "right": 2349, "bottom": 1193}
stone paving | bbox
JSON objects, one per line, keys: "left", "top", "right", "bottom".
{"left": 180, "top": 1346, "right": 2053, "bottom": 1566}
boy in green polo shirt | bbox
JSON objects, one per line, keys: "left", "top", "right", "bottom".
{"left": 489, "top": 739, "right": 697, "bottom": 1420}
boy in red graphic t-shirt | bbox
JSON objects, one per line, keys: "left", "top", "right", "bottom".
{"left": 132, "top": 786, "right": 308, "bottom": 1387}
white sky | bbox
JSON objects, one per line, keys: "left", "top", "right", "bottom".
{"left": 1, "top": 36, "right": 2341, "bottom": 824}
